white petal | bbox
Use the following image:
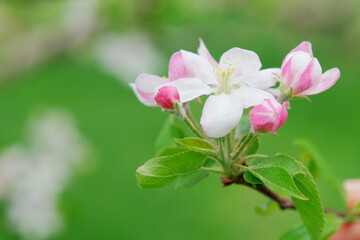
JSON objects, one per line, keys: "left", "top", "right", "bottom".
{"left": 219, "top": 48, "right": 262, "bottom": 78}
{"left": 238, "top": 68, "right": 281, "bottom": 89}
{"left": 132, "top": 74, "right": 168, "bottom": 106}
{"left": 234, "top": 86, "right": 275, "bottom": 109}
{"left": 200, "top": 93, "right": 243, "bottom": 138}
{"left": 129, "top": 83, "right": 156, "bottom": 106}
{"left": 197, "top": 39, "right": 217, "bottom": 66}
{"left": 158, "top": 78, "right": 214, "bottom": 103}
{"left": 180, "top": 50, "right": 218, "bottom": 85}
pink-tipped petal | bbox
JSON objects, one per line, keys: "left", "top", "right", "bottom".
{"left": 158, "top": 77, "right": 214, "bottom": 103}
{"left": 290, "top": 41, "right": 313, "bottom": 57}
{"left": 301, "top": 68, "right": 340, "bottom": 96}
{"left": 233, "top": 86, "right": 275, "bottom": 109}
{"left": 133, "top": 73, "right": 168, "bottom": 106}
{"left": 168, "top": 51, "right": 189, "bottom": 81}
{"left": 197, "top": 39, "right": 217, "bottom": 66}
{"left": 180, "top": 50, "right": 217, "bottom": 85}
{"left": 200, "top": 93, "right": 243, "bottom": 138}
{"left": 279, "top": 102, "right": 289, "bottom": 127}
{"left": 239, "top": 68, "right": 281, "bottom": 89}
{"left": 219, "top": 48, "right": 262, "bottom": 78}
{"left": 292, "top": 58, "right": 322, "bottom": 95}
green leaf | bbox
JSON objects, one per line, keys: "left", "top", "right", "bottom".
{"left": 156, "top": 115, "right": 185, "bottom": 151}
{"left": 291, "top": 161, "right": 325, "bottom": 240}
{"left": 157, "top": 146, "right": 187, "bottom": 156}
{"left": 280, "top": 214, "right": 342, "bottom": 240}
{"left": 175, "top": 137, "right": 217, "bottom": 158}
{"left": 295, "top": 139, "right": 345, "bottom": 204}
{"left": 175, "top": 158, "right": 215, "bottom": 189}
{"left": 255, "top": 200, "right": 279, "bottom": 216}
{"left": 244, "top": 154, "right": 307, "bottom": 200}
{"left": 243, "top": 171, "right": 263, "bottom": 184}
{"left": 136, "top": 150, "right": 207, "bottom": 189}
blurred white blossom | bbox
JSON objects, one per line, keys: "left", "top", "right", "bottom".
{"left": 94, "top": 33, "right": 165, "bottom": 84}
{"left": 0, "top": 110, "right": 89, "bottom": 240}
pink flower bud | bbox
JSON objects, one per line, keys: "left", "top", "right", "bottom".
{"left": 281, "top": 41, "right": 340, "bottom": 97}
{"left": 249, "top": 99, "right": 288, "bottom": 134}
{"left": 345, "top": 179, "right": 360, "bottom": 212}
{"left": 328, "top": 179, "right": 360, "bottom": 240}
{"left": 154, "top": 86, "right": 180, "bottom": 110}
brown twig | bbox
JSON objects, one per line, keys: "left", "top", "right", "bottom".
{"left": 220, "top": 175, "right": 347, "bottom": 218}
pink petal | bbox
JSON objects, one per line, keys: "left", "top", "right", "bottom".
{"left": 168, "top": 51, "right": 189, "bottom": 81}
{"left": 132, "top": 73, "right": 168, "bottom": 106}
{"left": 278, "top": 102, "right": 289, "bottom": 128}
{"left": 300, "top": 68, "right": 340, "bottom": 96}
{"left": 197, "top": 39, "right": 217, "bottom": 66}
{"left": 200, "top": 93, "right": 243, "bottom": 138}
{"left": 292, "top": 58, "right": 322, "bottom": 95}
{"left": 282, "top": 52, "right": 313, "bottom": 89}
{"left": 158, "top": 78, "right": 214, "bottom": 103}
{"left": 219, "top": 48, "right": 262, "bottom": 78}
{"left": 290, "top": 41, "right": 313, "bottom": 57}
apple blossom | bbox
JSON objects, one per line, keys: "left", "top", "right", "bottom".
{"left": 249, "top": 99, "right": 288, "bottom": 134}
{"left": 279, "top": 41, "right": 340, "bottom": 98}
{"left": 154, "top": 85, "right": 180, "bottom": 110}
{"left": 169, "top": 40, "right": 280, "bottom": 138}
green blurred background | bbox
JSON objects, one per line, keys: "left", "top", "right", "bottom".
{"left": 0, "top": 0, "right": 359, "bottom": 239}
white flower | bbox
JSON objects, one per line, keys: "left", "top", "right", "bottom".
{"left": 171, "top": 40, "right": 280, "bottom": 137}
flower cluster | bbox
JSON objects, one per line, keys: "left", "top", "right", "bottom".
{"left": 131, "top": 40, "right": 340, "bottom": 137}
{"left": 132, "top": 40, "right": 353, "bottom": 240}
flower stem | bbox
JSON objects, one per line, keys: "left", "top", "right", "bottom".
{"left": 183, "top": 117, "right": 205, "bottom": 138}
{"left": 225, "top": 134, "right": 232, "bottom": 160}
{"left": 218, "top": 138, "right": 228, "bottom": 171}
{"left": 231, "top": 131, "right": 253, "bottom": 161}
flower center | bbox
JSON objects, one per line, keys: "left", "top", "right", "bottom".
{"left": 213, "top": 63, "right": 241, "bottom": 94}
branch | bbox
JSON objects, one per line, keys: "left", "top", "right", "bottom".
{"left": 220, "top": 175, "right": 347, "bottom": 218}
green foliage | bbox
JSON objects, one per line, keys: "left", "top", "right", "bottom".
{"left": 280, "top": 214, "right": 342, "bottom": 240}
{"left": 291, "top": 163, "right": 325, "bottom": 240}
{"left": 295, "top": 139, "right": 346, "bottom": 204}
{"left": 255, "top": 200, "right": 279, "bottom": 216}
{"left": 157, "top": 146, "right": 187, "bottom": 156}
{"left": 175, "top": 159, "right": 216, "bottom": 189}
{"left": 244, "top": 154, "right": 325, "bottom": 240}
{"left": 136, "top": 150, "right": 207, "bottom": 188}
{"left": 244, "top": 154, "right": 307, "bottom": 200}
{"left": 156, "top": 115, "right": 185, "bottom": 151}
{"left": 175, "top": 137, "right": 217, "bottom": 158}
{"left": 243, "top": 171, "right": 263, "bottom": 184}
